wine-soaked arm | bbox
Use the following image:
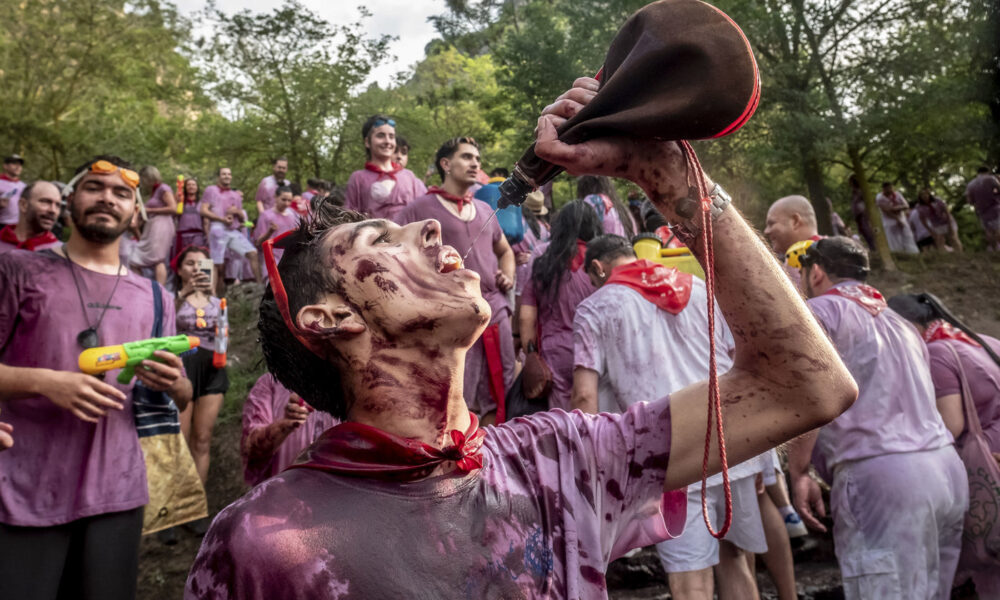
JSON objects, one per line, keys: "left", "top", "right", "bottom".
{"left": 533, "top": 78, "right": 858, "bottom": 491}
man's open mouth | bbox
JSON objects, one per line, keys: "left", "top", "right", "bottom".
{"left": 437, "top": 247, "right": 464, "bottom": 274}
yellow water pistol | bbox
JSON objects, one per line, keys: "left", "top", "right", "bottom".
{"left": 79, "top": 335, "right": 200, "bottom": 384}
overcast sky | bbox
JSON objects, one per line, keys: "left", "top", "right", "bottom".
{"left": 174, "top": 0, "right": 444, "bottom": 87}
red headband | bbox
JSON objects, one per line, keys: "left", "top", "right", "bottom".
{"left": 262, "top": 230, "right": 315, "bottom": 351}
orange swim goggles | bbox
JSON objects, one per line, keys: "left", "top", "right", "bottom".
{"left": 63, "top": 159, "right": 146, "bottom": 219}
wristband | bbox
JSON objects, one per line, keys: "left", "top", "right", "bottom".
{"left": 668, "top": 183, "right": 731, "bottom": 246}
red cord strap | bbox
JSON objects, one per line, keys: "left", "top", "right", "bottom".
{"left": 680, "top": 140, "right": 732, "bottom": 539}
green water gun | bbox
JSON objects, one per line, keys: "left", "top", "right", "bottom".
{"left": 78, "top": 335, "right": 200, "bottom": 384}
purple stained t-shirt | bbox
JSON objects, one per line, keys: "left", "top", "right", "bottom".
{"left": 521, "top": 264, "right": 596, "bottom": 410}
{"left": 203, "top": 185, "right": 244, "bottom": 231}
{"left": 255, "top": 175, "right": 290, "bottom": 213}
{"left": 344, "top": 168, "right": 426, "bottom": 222}
{"left": 966, "top": 174, "right": 1000, "bottom": 224}
{"left": 806, "top": 282, "right": 953, "bottom": 480}
{"left": 0, "top": 249, "right": 177, "bottom": 526}
{"left": 176, "top": 296, "right": 222, "bottom": 351}
{"left": 0, "top": 176, "right": 26, "bottom": 225}
{"left": 240, "top": 374, "right": 338, "bottom": 487}
{"left": 254, "top": 207, "right": 300, "bottom": 247}
{"left": 928, "top": 336, "right": 1000, "bottom": 453}
{"left": 396, "top": 195, "right": 509, "bottom": 319}
{"left": 186, "top": 398, "right": 685, "bottom": 599}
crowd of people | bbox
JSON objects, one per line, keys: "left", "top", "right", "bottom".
{"left": 0, "top": 77, "right": 998, "bottom": 600}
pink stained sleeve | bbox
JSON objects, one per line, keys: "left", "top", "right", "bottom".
{"left": 241, "top": 374, "right": 281, "bottom": 486}
{"left": 344, "top": 172, "right": 362, "bottom": 213}
{"left": 927, "top": 342, "right": 962, "bottom": 398}
{"left": 520, "top": 274, "right": 537, "bottom": 308}
{"left": 254, "top": 178, "right": 270, "bottom": 210}
{"left": 572, "top": 299, "right": 603, "bottom": 372}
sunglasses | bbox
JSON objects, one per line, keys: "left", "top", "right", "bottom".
{"left": 372, "top": 118, "right": 396, "bottom": 128}
{"left": 262, "top": 230, "right": 312, "bottom": 348}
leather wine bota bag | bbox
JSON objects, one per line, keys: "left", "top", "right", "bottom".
{"left": 511, "top": 0, "right": 761, "bottom": 188}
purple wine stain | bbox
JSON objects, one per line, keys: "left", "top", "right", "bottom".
{"left": 373, "top": 275, "right": 399, "bottom": 294}
{"left": 354, "top": 258, "right": 388, "bottom": 281}
{"left": 606, "top": 479, "right": 624, "bottom": 502}
{"left": 579, "top": 565, "right": 606, "bottom": 589}
{"left": 401, "top": 316, "right": 438, "bottom": 333}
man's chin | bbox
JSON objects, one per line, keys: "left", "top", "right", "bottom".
{"left": 76, "top": 222, "right": 127, "bottom": 244}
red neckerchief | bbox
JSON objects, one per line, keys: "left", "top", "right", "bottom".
{"left": 0, "top": 224, "right": 57, "bottom": 251}
{"left": 0, "top": 174, "right": 19, "bottom": 182}
{"left": 605, "top": 259, "right": 693, "bottom": 314}
{"left": 569, "top": 240, "right": 588, "bottom": 271}
{"left": 884, "top": 192, "right": 905, "bottom": 209}
{"left": 428, "top": 186, "right": 473, "bottom": 212}
{"left": 922, "top": 319, "right": 980, "bottom": 347}
{"left": 287, "top": 414, "right": 486, "bottom": 482}
{"left": 823, "top": 283, "right": 887, "bottom": 316}
{"left": 364, "top": 161, "right": 403, "bottom": 181}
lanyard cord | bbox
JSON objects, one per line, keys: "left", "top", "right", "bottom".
{"left": 64, "top": 245, "right": 124, "bottom": 339}
{"left": 680, "top": 140, "right": 732, "bottom": 539}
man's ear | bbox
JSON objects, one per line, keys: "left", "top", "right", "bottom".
{"left": 296, "top": 296, "right": 367, "bottom": 338}
{"left": 439, "top": 156, "right": 450, "bottom": 176}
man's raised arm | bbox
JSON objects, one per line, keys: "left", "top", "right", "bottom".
{"left": 533, "top": 78, "right": 857, "bottom": 490}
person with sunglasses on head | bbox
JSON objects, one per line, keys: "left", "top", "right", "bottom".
{"left": 395, "top": 136, "right": 517, "bottom": 424}
{"left": 185, "top": 78, "right": 857, "bottom": 599}
{"left": 255, "top": 157, "right": 290, "bottom": 218}
{"left": 344, "top": 115, "right": 426, "bottom": 222}
{"left": 789, "top": 236, "right": 967, "bottom": 599}
{"left": 0, "top": 155, "right": 192, "bottom": 600}
{"left": 0, "top": 154, "right": 26, "bottom": 226}
{"left": 0, "top": 181, "right": 62, "bottom": 254}
{"left": 200, "top": 166, "right": 263, "bottom": 296}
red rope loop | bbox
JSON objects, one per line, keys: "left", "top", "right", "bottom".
{"left": 680, "top": 141, "right": 732, "bottom": 539}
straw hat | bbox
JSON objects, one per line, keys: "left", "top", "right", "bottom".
{"left": 523, "top": 190, "right": 548, "bottom": 216}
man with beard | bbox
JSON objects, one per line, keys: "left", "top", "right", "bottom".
{"left": 344, "top": 115, "right": 426, "bottom": 221}
{"left": 0, "top": 181, "right": 62, "bottom": 254}
{"left": 201, "top": 166, "right": 262, "bottom": 295}
{"left": 255, "top": 157, "right": 291, "bottom": 217}
{"left": 185, "top": 78, "right": 857, "bottom": 598}
{"left": 0, "top": 155, "right": 191, "bottom": 600}
{"left": 396, "top": 137, "right": 517, "bottom": 423}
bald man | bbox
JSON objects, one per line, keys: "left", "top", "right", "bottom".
{"left": 764, "top": 195, "right": 820, "bottom": 256}
{"left": 0, "top": 181, "right": 62, "bottom": 254}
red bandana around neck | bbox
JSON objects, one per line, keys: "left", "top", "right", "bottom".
{"left": 287, "top": 414, "right": 486, "bottom": 482}
{"left": 922, "top": 319, "right": 980, "bottom": 347}
{"left": 0, "top": 174, "right": 19, "bottom": 183}
{"left": 823, "top": 283, "right": 887, "bottom": 316}
{"left": 0, "top": 224, "right": 57, "bottom": 251}
{"left": 569, "top": 240, "right": 588, "bottom": 272}
{"left": 364, "top": 161, "right": 403, "bottom": 181}
{"left": 428, "top": 186, "right": 473, "bottom": 212}
{"left": 605, "top": 259, "right": 693, "bottom": 314}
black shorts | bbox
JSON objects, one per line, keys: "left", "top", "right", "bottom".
{"left": 182, "top": 346, "right": 229, "bottom": 398}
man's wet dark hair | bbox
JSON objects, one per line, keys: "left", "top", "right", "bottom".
{"left": 435, "top": 137, "right": 479, "bottom": 181}
{"left": 584, "top": 234, "right": 635, "bottom": 275}
{"left": 490, "top": 167, "right": 509, "bottom": 178}
{"left": 258, "top": 199, "right": 366, "bottom": 420}
{"left": 273, "top": 156, "right": 288, "bottom": 164}
{"left": 800, "top": 236, "right": 870, "bottom": 282}
{"left": 882, "top": 181, "right": 892, "bottom": 188}
{"left": 276, "top": 185, "right": 293, "bottom": 196}
{"left": 888, "top": 292, "right": 1000, "bottom": 367}
{"left": 978, "top": 166, "right": 991, "bottom": 174}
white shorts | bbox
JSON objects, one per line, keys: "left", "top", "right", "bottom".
{"left": 656, "top": 476, "right": 767, "bottom": 573}
{"left": 761, "top": 448, "right": 781, "bottom": 486}
{"left": 209, "top": 225, "right": 255, "bottom": 265}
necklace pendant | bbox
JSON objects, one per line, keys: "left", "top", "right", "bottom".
{"left": 77, "top": 328, "right": 100, "bottom": 350}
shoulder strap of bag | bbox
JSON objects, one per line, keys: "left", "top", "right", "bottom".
{"left": 151, "top": 279, "right": 163, "bottom": 337}
{"left": 945, "top": 341, "right": 983, "bottom": 437}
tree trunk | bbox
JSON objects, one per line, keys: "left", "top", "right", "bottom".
{"left": 848, "top": 144, "right": 896, "bottom": 271}
{"left": 802, "top": 153, "right": 831, "bottom": 235}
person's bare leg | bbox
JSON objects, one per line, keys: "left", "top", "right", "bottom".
{"left": 179, "top": 400, "right": 194, "bottom": 441}
{"left": 667, "top": 568, "right": 714, "bottom": 600}
{"left": 716, "top": 541, "right": 759, "bottom": 600}
{"left": 756, "top": 488, "right": 798, "bottom": 600}
{"left": 215, "top": 264, "right": 227, "bottom": 297}
{"left": 247, "top": 251, "right": 263, "bottom": 283}
{"left": 948, "top": 231, "right": 963, "bottom": 252}
{"left": 189, "top": 393, "right": 224, "bottom": 484}
{"left": 765, "top": 473, "right": 792, "bottom": 509}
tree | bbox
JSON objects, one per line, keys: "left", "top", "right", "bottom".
{"left": 197, "top": 1, "right": 393, "bottom": 184}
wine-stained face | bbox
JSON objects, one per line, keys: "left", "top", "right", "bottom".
{"left": 299, "top": 218, "right": 491, "bottom": 351}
